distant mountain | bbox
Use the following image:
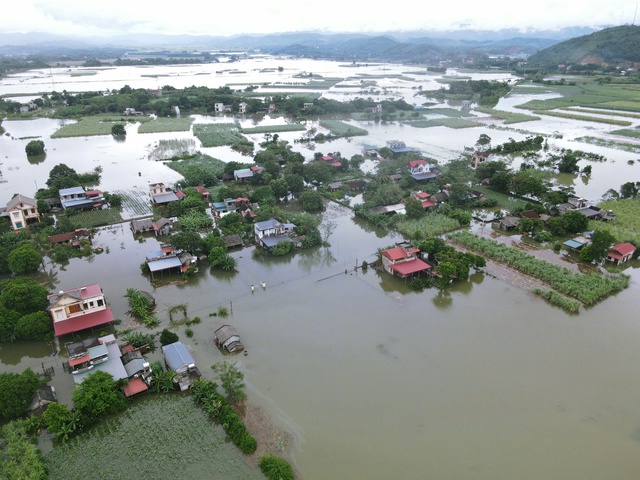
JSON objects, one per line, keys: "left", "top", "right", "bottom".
{"left": 0, "top": 27, "right": 601, "bottom": 62}
{"left": 527, "top": 25, "right": 640, "bottom": 66}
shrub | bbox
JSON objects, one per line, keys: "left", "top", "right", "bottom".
{"left": 185, "top": 328, "right": 194, "bottom": 338}
{"left": 25, "top": 140, "right": 45, "bottom": 156}
{"left": 259, "top": 454, "right": 294, "bottom": 480}
{"left": 159, "top": 328, "right": 179, "bottom": 346}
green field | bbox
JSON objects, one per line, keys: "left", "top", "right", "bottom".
{"left": 474, "top": 107, "right": 541, "bottom": 124}
{"left": 562, "top": 107, "right": 640, "bottom": 119}
{"left": 138, "top": 117, "right": 193, "bottom": 133}
{"left": 67, "top": 208, "right": 123, "bottom": 228}
{"left": 471, "top": 186, "right": 530, "bottom": 210}
{"left": 609, "top": 127, "right": 640, "bottom": 139}
{"left": 148, "top": 139, "right": 197, "bottom": 161}
{"left": 51, "top": 115, "right": 149, "bottom": 138}
{"left": 319, "top": 120, "right": 368, "bottom": 136}
{"left": 574, "top": 136, "right": 640, "bottom": 153}
{"left": 45, "top": 395, "right": 261, "bottom": 480}
{"left": 588, "top": 198, "right": 640, "bottom": 244}
{"left": 193, "top": 123, "right": 249, "bottom": 146}
{"left": 532, "top": 109, "right": 632, "bottom": 126}
{"left": 241, "top": 124, "right": 306, "bottom": 134}
{"left": 396, "top": 213, "right": 462, "bottom": 238}
{"left": 401, "top": 118, "right": 482, "bottom": 129}
{"left": 114, "top": 189, "right": 154, "bottom": 218}
{"left": 421, "top": 108, "right": 475, "bottom": 118}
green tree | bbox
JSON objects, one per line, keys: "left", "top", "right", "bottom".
{"left": 588, "top": 230, "right": 616, "bottom": 263}
{"left": 404, "top": 197, "right": 425, "bottom": 219}
{"left": 270, "top": 177, "right": 289, "bottom": 200}
{"left": 43, "top": 402, "right": 73, "bottom": 438}
{"left": 72, "top": 371, "right": 127, "bottom": 425}
{"left": 212, "top": 361, "right": 246, "bottom": 403}
{"left": 159, "top": 328, "right": 179, "bottom": 346}
{"left": 0, "top": 369, "right": 43, "bottom": 421}
{"left": 299, "top": 190, "right": 324, "bottom": 212}
{"left": 0, "top": 277, "right": 49, "bottom": 316}
{"left": 14, "top": 311, "right": 53, "bottom": 341}
{"left": 208, "top": 247, "right": 238, "bottom": 271}
{"left": 284, "top": 173, "right": 304, "bottom": 193}
{"left": 436, "top": 261, "right": 457, "bottom": 288}
{"left": 111, "top": 123, "right": 126, "bottom": 136}
{"left": 562, "top": 211, "right": 588, "bottom": 234}
{"left": 25, "top": 140, "right": 45, "bottom": 156}
{"left": 490, "top": 171, "right": 512, "bottom": 193}
{"left": 8, "top": 242, "right": 42, "bottom": 274}
{"left": 303, "top": 160, "right": 333, "bottom": 185}
{"left": 169, "top": 231, "right": 206, "bottom": 254}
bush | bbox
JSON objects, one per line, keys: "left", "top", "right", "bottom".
{"left": 25, "top": 140, "right": 45, "bottom": 156}
{"left": 159, "top": 328, "right": 179, "bottom": 346}
{"left": 259, "top": 454, "right": 294, "bottom": 480}
{"left": 185, "top": 328, "right": 194, "bottom": 338}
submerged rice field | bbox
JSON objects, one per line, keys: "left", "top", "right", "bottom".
{"left": 45, "top": 394, "right": 262, "bottom": 480}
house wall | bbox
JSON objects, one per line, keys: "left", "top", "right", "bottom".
{"left": 50, "top": 294, "right": 106, "bottom": 322}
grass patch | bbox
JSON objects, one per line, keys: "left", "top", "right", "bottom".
{"left": 241, "top": 124, "right": 306, "bottom": 134}
{"left": 396, "top": 213, "right": 462, "bottom": 237}
{"left": 319, "top": 120, "right": 368, "bottom": 136}
{"left": 148, "top": 139, "right": 197, "bottom": 161}
{"left": 609, "top": 128, "right": 640, "bottom": 139}
{"left": 447, "top": 231, "right": 630, "bottom": 305}
{"left": 166, "top": 153, "right": 227, "bottom": 184}
{"left": 138, "top": 117, "right": 193, "bottom": 133}
{"left": 472, "top": 186, "right": 530, "bottom": 210}
{"left": 587, "top": 199, "right": 640, "bottom": 244}
{"left": 193, "top": 123, "right": 249, "bottom": 147}
{"left": 401, "top": 118, "right": 482, "bottom": 128}
{"left": 562, "top": 107, "right": 640, "bottom": 119}
{"left": 45, "top": 395, "right": 261, "bottom": 480}
{"left": 532, "top": 110, "right": 632, "bottom": 126}
{"left": 474, "top": 107, "right": 541, "bottom": 124}
{"left": 67, "top": 208, "right": 123, "bottom": 228}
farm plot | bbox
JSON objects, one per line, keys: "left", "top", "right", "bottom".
{"left": 45, "top": 395, "right": 262, "bottom": 480}
{"left": 319, "top": 120, "right": 368, "bottom": 136}
{"left": 193, "top": 123, "right": 249, "bottom": 147}
{"left": 401, "top": 118, "right": 482, "bottom": 129}
{"left": 67, "top": 208, "right": 123, "bottom": 228}
{"left": 138, "top": 117, "right": 193, "bottom": 133}
{"left": 51, "top": 115, "right": 148, "bottom": 138}
{"left": 115, "top": 189, "right": 153, "bottom": 219}
{"left": 148, "top": 139, "right": 197, "bottom": 161}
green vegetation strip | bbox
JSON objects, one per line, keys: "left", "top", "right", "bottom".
{"left": 0, "top": 421, "right": 47, "bottom": 480}
{"left": 45, "top": 395, "right": 261, "bottom": 480}
{"left": 114, "top": 190, "right": 153, "bottom": 217}
{"left": 474, "top": 107, "right": 541, "bottom": 124}
{"left": 573, "top": 136, "right": 640, "bottom": 154}
{"left": 532, "top": 110, "right": 632, "bottom": 126}
{"left": 421, "top": 108, "right": 475, "bottom": 118}
{"left": 609, "top": 128, "right": 640, "bottom": 139}
{"left": 67, "top": 209, "right": 123, "bottom": 228}
{"left": 587, "top": 199, "right": 640, "bottom": 245}
{"left": 319, "top": 119, "right": 368, "bottom": 136}
{"left": 401, "top": 118, "right": 482, "bottom": 128}
{"left": 138, "top": 116, "right": 193, "bottom": 133}
{"left": 471, "top": 186, "right": 530, "bottom": 210}
{"left": 241, "top": 124, "right": 306, "bottom": 134}
{"left": 532, "top": 288, "right": 581, "bottom": 313}
{"left": 51, "top": 117, "right": 125, "bottom": 138}
{"left": 562, "top": 107, "right": 640, "bottom": 119}
{"left": 396, "top": 214, "right": 462, "bottom": 237}
{"left": 193, "top": 123, "right": 249, "bottom": 147}
{"left": 447, "top": 231, "right": 629, "bottom": 305}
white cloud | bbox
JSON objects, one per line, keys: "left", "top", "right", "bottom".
{"left": 0, "top": 0, "right": 634, "bottom": 37}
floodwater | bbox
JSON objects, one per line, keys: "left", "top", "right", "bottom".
{"left": 2, "top": 59, "right": 640, "bottom": 479}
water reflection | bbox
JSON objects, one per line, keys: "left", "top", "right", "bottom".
{"left": 27, "top": 153, "right": 46, "bottom": 164}
{"left": 296, "top": 246, "right": 337, "bottom": 272}
{"left": 431, "top": 289, "right": 453, "bottom": 309}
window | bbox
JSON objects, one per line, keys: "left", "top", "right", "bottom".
{"left": 97, "top": 299, "right": 104, "bottom": 307}
{"left": 55, "top": 310, "right": 65, "bottom": 320}
{"left": 68, "top": 304, "right": 81, "bottom": 314}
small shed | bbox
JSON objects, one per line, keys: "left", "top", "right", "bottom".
{"left": 28, "top": 386, "right": 57, "bottom": 417}
{"left": 214, "top": 325, "right": 244, "bottom": 353}
{"left": 223, "top": 234, "right": 244, "bottom": 249}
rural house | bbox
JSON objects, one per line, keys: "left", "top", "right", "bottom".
{"left": 254, "top": 218, "right": 296, "bottom": 249}
{"left": 47, "top": 284, "right": 115, "bottom": 337}
{"left": 149, "top": 182, "right": 180, "bottom": 205}
{"left": 2, "top": 194, "right": 40, "bottom": 230}
{"left": 59, "top": 186, "right": 105, "bottom": 210}
{"left": 214, "top": 325, "right": 244, "bottom": 353}
{"left": 380, "top": 243, "right": 432, "bottom": 278}
{"left": 607, "top": 243, "right": 636, "bottom": 265}
{"left": 162, "top": 341, "right": 201, "bottom": 391}
{"left": 407, "top": 159, "right": 438, "bottom": 181}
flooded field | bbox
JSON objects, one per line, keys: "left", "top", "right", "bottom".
{"left": 2, "top": 58, "right": 640, "bottom": 479}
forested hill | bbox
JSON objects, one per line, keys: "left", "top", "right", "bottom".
{"left": 527, "top": 25, "right": 640, "bottom": 66}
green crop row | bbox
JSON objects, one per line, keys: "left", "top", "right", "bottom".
{"left": 319, "top": 119, "right": 368, "bottom": 136}
{"left": 447, "top": 231, "right": 629, "bottom": 305}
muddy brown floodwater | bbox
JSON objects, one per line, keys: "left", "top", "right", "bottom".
{"left": 1, "top": 59, "right": 640, "bottom": 479}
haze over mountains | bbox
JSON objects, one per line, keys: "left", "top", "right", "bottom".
{"left": 0, "top": 26, "right": 604, "bottom": 62}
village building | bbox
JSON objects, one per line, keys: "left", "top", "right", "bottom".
{"left": 1, "top": 194, "right": 40, "bottom": 230}
{"left": 162, "top": 341, "right": 201, "bottom": 391}
{"left": 406, "top": 191, "right": 436, "bottom": 210}
{"left": 59, "top": 186, "right": 105, "bottom": 210}
{"left": 214, "top": 325, "right": 244, "bottom": 353}
{"left": 130, "top": 217, "right": 154, "bottom": 234}
{"left": 369, "top": 203, "right": 406, "bottom": 215}
{"left": 380, "top": 243, "right": 432, "bottom": 278}
{"left": 28, "top": 386, "right": 57, "bottom": 417}
{"left": 223, "top": 234, "right": 244, "bottom": 249}
{"left": 607, "top": 243, "right": 636, "bottom": 265}
{"left": 48, "top": 228, "right": 91, "bottom": 247}
{"left": 193, "top": 186, "right": 210, "bottom": 202}
{"left": 254, "top": 218, "right": 296, "bottom": 249}
{"left": 407, "top": 159, "right": 438, "bottom": 181}
{"left": 498, "top": 216, "right": 520, "bottom": 231}
{"left": 238, "top": 102, "right": 248, "bottom": 114}
{"left": 70, "top": 334, "right": 129, "bottom": 384}
{"left": 149, "top": 182, "right": 180, "bottom": 205}
{"left": 47, "top": 284, "right": 115, "bottom": 337}
{"left": 386, "top": 140, "right": 420, "bottom": 156}
{"left": 471, "top": 151, "right": 492, "bottom": 169}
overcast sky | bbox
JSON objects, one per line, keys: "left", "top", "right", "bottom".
{"left": 1, "top": 0, "right": 637, "bottom": 37}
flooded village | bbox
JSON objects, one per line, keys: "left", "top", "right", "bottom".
{"left": 1, "top": 55, "right": 640, "bottom": 479}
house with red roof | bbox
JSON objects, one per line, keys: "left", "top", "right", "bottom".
{"left": 407, "top": 159, "right": 438, "bottom": 181}
{"left": 471, "top": 151, "right": 492, "bottom": 169}
{"left": 193, "top": 186, "right": 210, "bottom": 202}
{"left": 381, "top": 242, "right": 432, "bottom": 278}
{"left": 405, "top": 191, "right": 437, "bottom": 210}
{"left": 606, "top": 243, "right": 636, "bottom": 265}
{"left": 47, "top": 284, "right": 115, "bottom": 337}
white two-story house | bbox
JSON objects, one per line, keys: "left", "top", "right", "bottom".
{"left": 47, "top": 284, "right": 115, "bottom": 337}
{"left": 3, "top": 194, "right": 40, "bottom": 230}
{"left": 254, "top": 218, "right": 295, "bottom": 250}
{"left": 407, "top": 159, "right": 437, "bottom": 181}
